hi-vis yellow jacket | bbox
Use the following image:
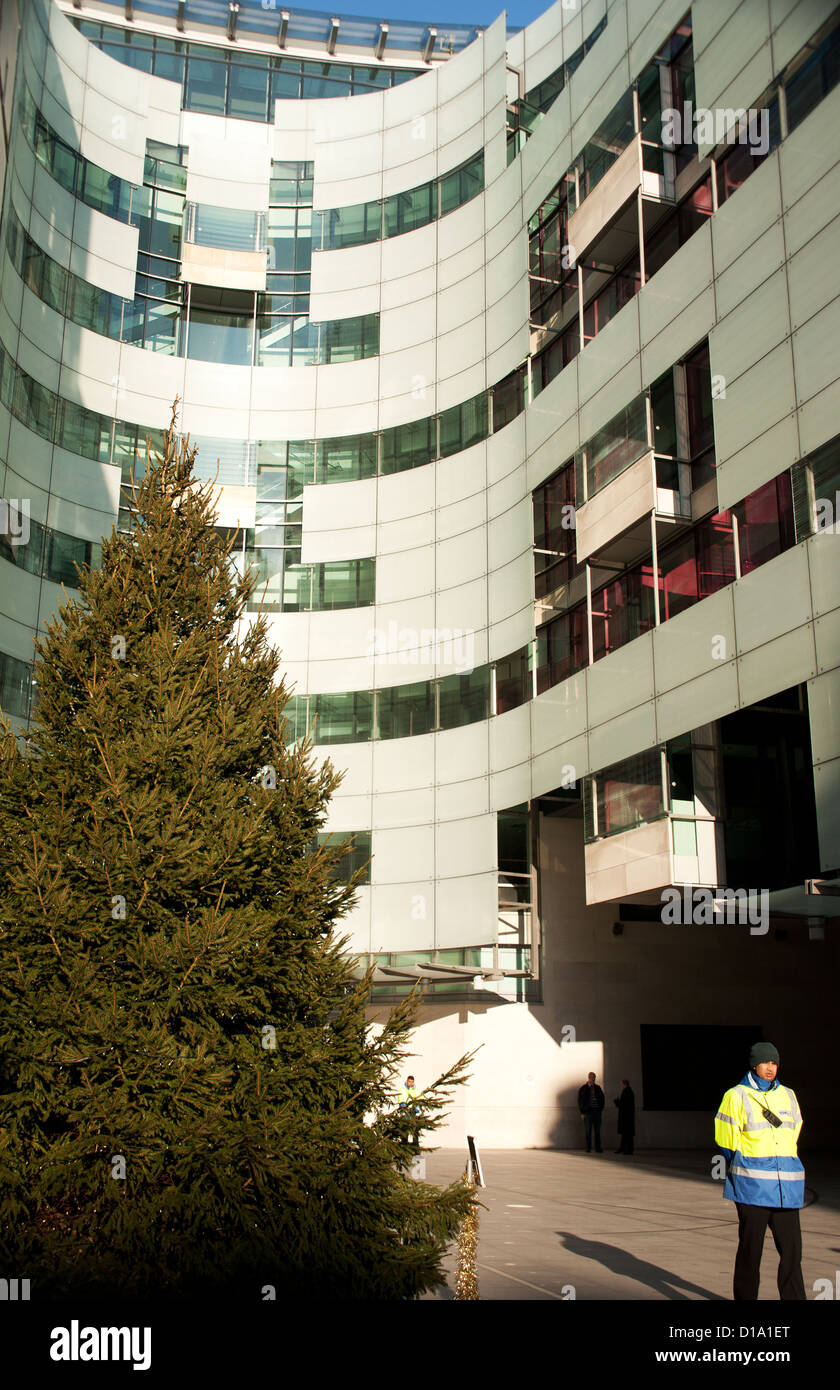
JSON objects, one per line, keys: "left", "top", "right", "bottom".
{"left": 714, "top": 1072, "right": 804, "bottom": 1208}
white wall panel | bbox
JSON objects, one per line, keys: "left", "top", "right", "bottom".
{"left": 737, "top": 624, "right": 817, "bottom": 708}
{"left": 807, "top": 533, "right": 840, "bottom": 620}
{"left": 714, "top": 224, "right": 786, "bottom": 322}
{"left": 655, "top": 662, "right": 740, "bottom": 743}
{"left": 435, "top": 873, "right": 498, "bottom": 948}
{"left": 435, "top": 812, "right": 496, "bottom": 877}
{"left": 489, "top": 702, "right": 530, "bottom": 772}
{"left": 588, "top": 698, "right": 657, "bottom": 771}
{"left": 435, "top": 720, "right": 489, "bottom": 783}
{"left": 792, "top": 298, "right": 840, "bottom": 407}
{"left": 588, "top": 635, "right": 655, "bottom": 728}
{"left": 375, "top": 546, "right": 435, "bottom": 604}
{"left": 784, "top": 163, "right": 840, "bottom": 257}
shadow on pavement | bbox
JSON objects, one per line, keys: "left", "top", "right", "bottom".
{"left": 556, "top": 1230, "right": 726, "bottom": 1301}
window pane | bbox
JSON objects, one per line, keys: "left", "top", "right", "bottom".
{"left": 439, "top": 392, "right": 489, "bottom": 457}
{"left": 318, "top": 433, "right": 377, "bottom": 483}
{"left": 493, "top": 367, "right": 526, "bottom": 432}
{"left": 185, "top": 57, "right": 228, "bottom": 114}
{"left": 438, "top": 667, "right": 490, "bottom": 729}
{"left": 384, "top": 182, "right": 435, "bottom": 237}
{"left": 581, "top": 394, "right": 648, "bottom": 497}
{"left": 380, "top": 417, "right": 434, "bottom": 473}
{"left": 228, "top": 60, "right": 269, "bottom": 121}
{"left": 591, "top": 564, "right": 656, "bottom": 661}
{"left": 495, "top": 647, "right": 531, "bottom": 713}
{"left": 314, "top": 692, "right": 372, "bottom": 744}
{"left": 375, "top": 682, "right": 434, "bottom": 739}
{"left": 585, "top": 749, "right": 665, "bottom": 841}
{"left": 187, "top": 306, "right": 253, "bottom": 365}
{"left": 734, "top": 477, "right": 787, "bottom": 574}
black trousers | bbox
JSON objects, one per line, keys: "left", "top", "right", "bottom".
{"left": 733, "top": 1203, "right": 806, "bottom": 1301}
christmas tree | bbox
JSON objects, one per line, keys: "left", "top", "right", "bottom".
{"left": 0, "top": 410, "right": 473, "bottom": 1299}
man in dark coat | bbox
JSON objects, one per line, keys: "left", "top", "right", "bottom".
{"left": 614, "top": 1079, "right": 636, "bottom": 1154}
{"left": 577, "top": 1071, "right": 605, "bottom": 1152}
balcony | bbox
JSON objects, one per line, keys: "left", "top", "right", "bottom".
{"left": 567, "top": 133, "right": 675, "bottom": 266}
{"left": 584, "top": 815, "right": 725, "bottom": 905}
{"left": 181, "top": 204, "right": 268, "bottom": 291}
{"left": 575, "top": 449, "right": 692, "bottom": 565}
{"left": 582, "top": 740, "right": 726, "bottom": 906}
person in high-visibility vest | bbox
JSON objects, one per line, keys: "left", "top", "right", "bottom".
{"left": 714, "top": 1041, "right": 806, "bottom": 1300}
{"left": 398, "top": 1075, "right": 423, "bottom": 1145}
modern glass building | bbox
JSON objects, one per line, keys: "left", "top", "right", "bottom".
{"left": 1, "top": 0, "right": 838, "bottom": 1145}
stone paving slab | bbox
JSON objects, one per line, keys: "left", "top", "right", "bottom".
{"left": 420, "top": 1149, "right": 840, "bottom": 1301}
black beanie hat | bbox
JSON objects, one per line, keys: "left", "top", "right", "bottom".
{"left": 750, "top": 1041, "right": 780, "bottom": 1067}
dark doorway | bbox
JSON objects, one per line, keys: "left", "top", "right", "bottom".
{"left": 641, "top": 1024, "right": 762, "bottom": 1110}
{"left": 719, "top": 685, "right": 819, "bottom": 890}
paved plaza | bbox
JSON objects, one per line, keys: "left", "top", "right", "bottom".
{"left": 421, "top": 1149, "right": 840, "bottom": 1301}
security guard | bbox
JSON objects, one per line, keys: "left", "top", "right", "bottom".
{"left": 398, "top": 1074, "right": 423, "bottom": 1146}
{"left": 398, "top": 1074, "right": 422, "bottom": 1107}
{"left": 714, "top": 1041, "right": 806, "bottom": 1300}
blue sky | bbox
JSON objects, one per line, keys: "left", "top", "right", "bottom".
{"left": 333, "top": 1, "right": 548, "bottom": 29}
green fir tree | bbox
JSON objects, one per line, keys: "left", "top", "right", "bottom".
{"left": 0, "top": 410, "right": 472, "bottom": 1299}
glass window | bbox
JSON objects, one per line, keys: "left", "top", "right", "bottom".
{"left": 250, "top": 547, "right": 285, "bottom": 610}
{"left": 45, "top": 529, "right": 90, "bottom": 587}
{"left": 257, "top": 313, "right": 294, "bottom": 366}
{"left": 318, "top": 201, "right": 381, "bottom": 250}
{"left": 316, "top": 830, "right": 372, "bottom": 885}
{"left": 657, "top": 530, "right": 698, "bottom": 620}
{"left": 439, "top": 152, "right": 484, "bottom": 216}
{"left": 187, "top": 289, "right": 253, "bottom": 366}
{"left": 657, "top": 511, "right": 735, "bottom": 620}
{"left": 590, "top": 564, "right": 657, "bottom": 661}
{"left": 579, "top": 394, "right": 649, "bottom": 500}
{"left": 784, "top": 26, "right": 840, "bottom": 133}
{"left": 384, "top": 182, "right": 435, "bottom": 237}
{"left": 535, "top": 603, "right": 587, "bottom": 693}
{"left": 0, "top": 651, "right": 33, "bottom": 720}
{"left": 495, "top": 647, "right": 531, "bottom": 713}
{"left": 493, "top": 367, "right": 526, "bottom": 432}
{"left": 439, "top": 392, "right": 489, "bottom": 458}
{"left": 228, "top": 59, "right": 270, "bottom": 121}
{"left": 14, "top": 371, "right": 55, "bottom": 439}
{"left": 59, "top": 398, "right": 111, "bottom": 462}
{"left": 0, "top": 508, "right": 44, "bottom": 575}
{"left": 315, "top": 558, "right": 375, "bottom": 610}
{"left": 318, "top": 433, "right": 377, "bottom": 484}
{"left": 153, "top": 50, "right": 186, "bottom": 87}
{"left": 189, "top": 204, "right": 262, "bottom": 252}
{"left": 185, "top": 57, "right": 228, "bottom": 115}
{"left": 375, "top": 682, "right": 434, "bottom": 739}
{"left": 438, "top": 667, "right": 491, "bottom": 729}
{"left": 734, "top": 475, "right": 794, "bottom": 575}
{"left": 271, "top": 65, "right": 303, "bottom": 102}
{"left": 303, "top": 67, "right": 351, "bottom": 99}
{"left": 684, "top": 342, "right": 714, "bottom": 460}
{"left": 142, "top": 299, "right": 181, "bottom": 354}
{"left": 280, "top": 556, "right": 311, "bottom": 612}
{"left": 380, "top": 417, "right": 435, "bottom": 473}
{"left": 650, "top": 371, "right": 677, "bottom": 457}
{"left": 314, "top": 692, "right": 372, "bottom": 744}
{"left": 584, "top": 749, "right": 665, "bottom": 842}
{"left": 533, "top": 460, "right": 576, "bottom": 598}
{"left": 321, "top": 314, "right": 379, "bottom": 364}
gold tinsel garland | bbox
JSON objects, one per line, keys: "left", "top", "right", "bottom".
{"left": 454, "top": 1170, "right": 479, "bottom": 1300}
